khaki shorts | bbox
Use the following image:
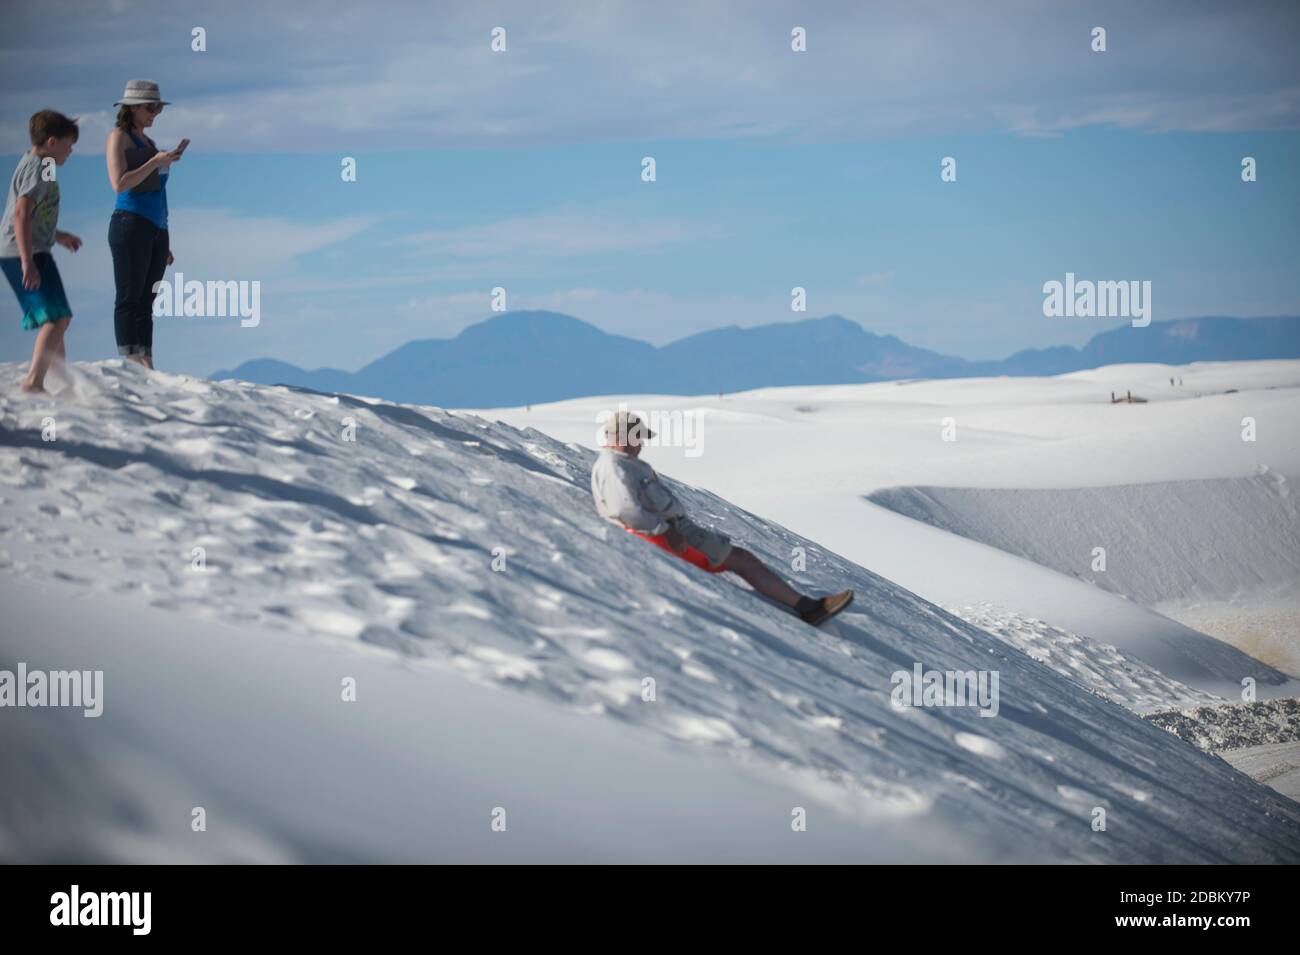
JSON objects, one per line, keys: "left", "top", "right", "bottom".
{"left": 673, "top": 518, "right": 733, "bottom": 569}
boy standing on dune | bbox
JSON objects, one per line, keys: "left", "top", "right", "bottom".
{"left": 1, "top": 110, "right": 82, "bottom": 393}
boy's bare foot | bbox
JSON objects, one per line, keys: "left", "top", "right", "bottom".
{"left": 45, "top": 359, "right": 70, "bottom": 387}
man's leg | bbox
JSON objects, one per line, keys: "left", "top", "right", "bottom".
{"left": 721, "top": 547, "right": 804, "bottom": 608}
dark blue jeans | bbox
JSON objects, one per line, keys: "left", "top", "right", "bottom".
{"left": 109, "top": 210, "right": 169, "bottom": 357}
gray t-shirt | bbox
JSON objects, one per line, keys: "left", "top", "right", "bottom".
{"left": 0, "top": 151, "right": 60, "bottom": 258}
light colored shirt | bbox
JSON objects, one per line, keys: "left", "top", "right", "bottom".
{"left": 590, "top": 448, "right": 685, "bottom": 535}
{"left": 0, "top": 151, "right": 59, "bottom": 258}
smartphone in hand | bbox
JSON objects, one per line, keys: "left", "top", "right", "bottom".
{"left": 175, "top": 138, "right": 191, "bottom": 155}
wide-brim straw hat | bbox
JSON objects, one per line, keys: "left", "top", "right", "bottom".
{"left": 114, "top": 80, "right": 171, "bottom": 107}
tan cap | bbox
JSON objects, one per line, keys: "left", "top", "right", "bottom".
{"left": 602, "top": 410, "right": 654, "bottom": 442}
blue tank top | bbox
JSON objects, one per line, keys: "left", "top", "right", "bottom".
{"left": 114, "top": 131, "right": 169, "bottom": 230}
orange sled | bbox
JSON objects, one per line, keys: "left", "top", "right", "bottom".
{"left": 625, "top": 527, "right": 727, "bottom": 574}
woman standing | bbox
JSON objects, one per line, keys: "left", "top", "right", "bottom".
{"left": 105, "top": 80, "right": 185, "bottom": 369}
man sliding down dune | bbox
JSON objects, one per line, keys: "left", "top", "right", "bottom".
{"left": 591, "top": 411, "right": 854, "bottom": 626}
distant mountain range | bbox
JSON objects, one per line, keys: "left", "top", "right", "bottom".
{"left": 214, "top": 312, "right": 1300, "bottom": 407}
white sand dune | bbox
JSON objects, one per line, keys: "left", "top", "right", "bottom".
{"left": 3, "top": 360, "right": 1299, "bottom": 861}
{"left": 870, "top": 475, "right": 1300, "bottom": 609}
{"left": 483, "top": 360, "right": 1300, "bottom": 695}
{"left": 870, "top": 475, "right": 1300, "bottom": 674}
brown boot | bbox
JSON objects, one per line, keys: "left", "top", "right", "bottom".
{"left": 798, "top": 589, "right": 855, "bottom": 625}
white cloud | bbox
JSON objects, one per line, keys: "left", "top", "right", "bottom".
{"left": 552, "top": 287, "right": 601, "bottom": 302}
{"left": 397, "top": 210, "right": 724, "bottom": 260}
{"left": 857, "top": 271, "right": 896, "bottom": 287}
{"left": 3, "top": 0, "right": 1297, "bottom": 152}
{"left": 46, "top": 206, "right": 379, "bottom": 328}
{"left": 164, "top": 208, "right": 378, "bottom": 278}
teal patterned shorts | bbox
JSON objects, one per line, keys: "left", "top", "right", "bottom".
{"left": 1, "top": 252, "right": 72, "bottom": 330}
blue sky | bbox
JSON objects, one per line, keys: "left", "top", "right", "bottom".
{"left": 2, "top": 0, "right": 1298, "bottom": 375}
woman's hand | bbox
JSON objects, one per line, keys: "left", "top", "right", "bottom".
{"left": 54, "top": 231, "right": 82, "bottom": 252}
{"left": 20, "top": 257, "right": 40, "bottom": 290}
{"left": 153, "top": 148, "right": 184, "bottom": 172}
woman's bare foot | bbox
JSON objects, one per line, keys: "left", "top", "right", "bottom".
{"left": 19, "top": 380, "right": 47, "bottom": 394}
{"left": 125, "top": 354, "right": 149, "bottom": 368}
